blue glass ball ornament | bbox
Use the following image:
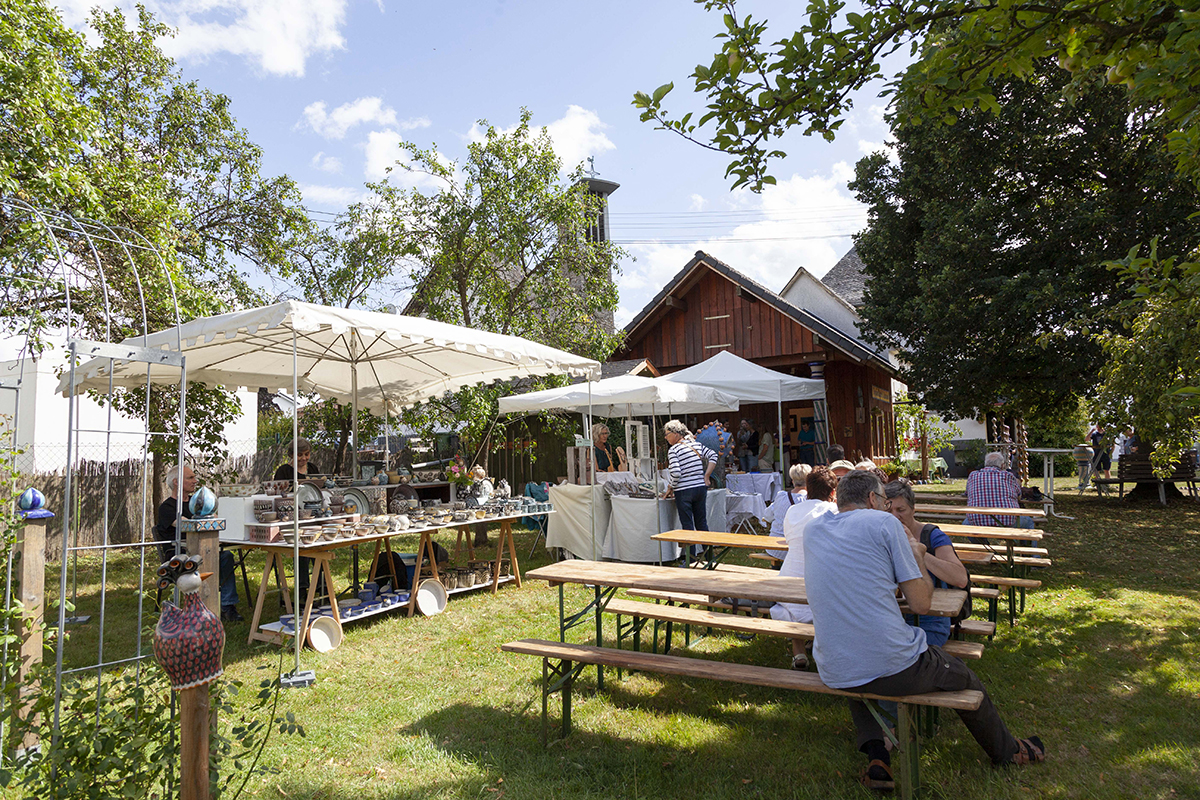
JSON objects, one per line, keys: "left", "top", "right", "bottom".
{"left": 188, "top": 486, "right": 218, "bottom": 517}
{"left": 17, "top": 487, "right": 45, "bottom": 512}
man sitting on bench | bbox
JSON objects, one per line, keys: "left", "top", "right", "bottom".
{"left": 804, "top": 470, "right": 1044, "bottom": 791}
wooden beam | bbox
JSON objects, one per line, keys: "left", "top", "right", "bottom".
{"left": 735, "top": 286, "right": 759, "bottom": 303}
{"left": 665, "top": 295, "right": 687, "bottom": 312}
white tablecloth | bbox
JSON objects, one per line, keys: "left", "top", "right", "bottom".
{"left": 725, "top": 492, "right": 769, "bottom": 528}
{"left": 726, "top": 472, "right": 783, "bottom": 505}
{"left": 602, "top": 488, "right": 727, "bottom": 563}
{"left": 546, "top": 483, "right": 611, "bottom": 560}
{"left": 595, "top": 471, "right": 639, "bottom": 484}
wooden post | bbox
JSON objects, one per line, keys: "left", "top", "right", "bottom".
{"left": 179, "top": 686, "right": 211, "bottom": 800}
{"left": 185, "top": 523, "right": 222, "bottom": 617}
{"left": 15, "top": 514, "right": 47, "bottom": 751}
{"left": 920, "top": 430, "right": 930, "bottom": 481}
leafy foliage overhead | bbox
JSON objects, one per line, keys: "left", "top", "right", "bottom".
{"left": 851, "top": 62, "right": 1200, "bottom": 419}
{"left": 634, "top": 0, "right": 1200, "bottom": 192}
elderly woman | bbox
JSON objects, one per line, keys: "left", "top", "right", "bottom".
{"left": 765, "top": 463, "right": 811, "bottom": 559}
{"left": 274, "top": 437, "right": 315, "bottom": 481}
{"left": 661, "top": 419, "right": 718, "bottom": 532}
{"left": 591, "top": 423, "right": 627, "bottom": 473}
{"left": 883, "top": 479, "right": 968, "bottom": 648}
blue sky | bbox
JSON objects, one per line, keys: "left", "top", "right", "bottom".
{"left": 57, "top": 0, "right": 894, "bottom": 327}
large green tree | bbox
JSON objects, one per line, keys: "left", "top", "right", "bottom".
{"left": 851, "top": 62, "right": 1200, "bottom": 419}
{"left": 370, "top": 110, "right": 624, "bottom": 446}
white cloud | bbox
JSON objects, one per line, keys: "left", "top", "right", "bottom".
{"left": 545, "top": 106, "right": 615, "bottom": 171}
{"left": 311, "top": 151, "right": 343, "bottom": 174}
{"left": 363, "top": 130, "right": 404, "bottom": 180}
{"left": 465, "top": 105, "right": 615, "bottom": 173}
{"left": 688, "top": 194, "right": 707, "bottom": 212}
{"left": 299, "top": 184, "right": 365, "bottom": 208}
{"left": 615, "top": 167, "right": 870, "bottom": 320}
{"left": 55, "top": 1, "right": 350, "bottom": 77}
{"left": 299, "top": 97, "right": 426, "bottom": 140}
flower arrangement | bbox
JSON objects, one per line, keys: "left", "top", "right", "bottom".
{"left": 445, "top": 462, "right": 474, "bottom": 489}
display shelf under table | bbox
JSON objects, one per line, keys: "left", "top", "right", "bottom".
{"left": 224, "top": 510, "right": 549, "bottom": 645}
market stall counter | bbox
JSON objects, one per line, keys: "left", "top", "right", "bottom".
{"left": 222, "top": 502, "right": 550, "bottom": 648}
{"left": 603, "top": 489, "right": 727, "bottom": 563}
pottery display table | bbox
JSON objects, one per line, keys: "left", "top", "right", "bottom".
{"left": 222, "top": 510, "right": 550, "bottom": 646}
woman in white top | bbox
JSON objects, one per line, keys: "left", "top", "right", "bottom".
{"left": 765, "top": 463, "right": 810, "bottom": 559}
{"left": 769, "top": 465, "right": 839, "bottom": 669}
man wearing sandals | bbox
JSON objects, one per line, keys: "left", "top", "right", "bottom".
{"left": 804, "top": 470, "right": 1045, "bottom": 791}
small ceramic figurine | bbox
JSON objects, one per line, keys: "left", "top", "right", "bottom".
{"left": 153, "top": 555, "right": 225, "bottom": 690}
{"left": 494, "top": 478, "right": 511, "bottom": 499}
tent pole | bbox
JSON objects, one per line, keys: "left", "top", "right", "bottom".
{"left": 350, "top": 334, "right": 360, "bottom": 479}
{"left": 589, "top": 381, "right": 595, "bottom": 561}
{"left": 777, "top": 380, "right": 786, "bottom": 479}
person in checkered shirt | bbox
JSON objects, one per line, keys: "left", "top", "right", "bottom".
{"left": 965, "top": 451, "right": 1023, "bottom": 528}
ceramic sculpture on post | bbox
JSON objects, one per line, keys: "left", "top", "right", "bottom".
{"left": 154, "top": 555, "right": 224, "bottom": 800}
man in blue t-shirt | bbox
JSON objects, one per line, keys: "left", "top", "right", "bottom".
{"left": 804, "top": 470, "right": 1044, "bottom": 790}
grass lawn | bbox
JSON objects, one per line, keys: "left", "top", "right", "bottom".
{"left": 27, "top": 479, "right": 1200, "bottom": 799}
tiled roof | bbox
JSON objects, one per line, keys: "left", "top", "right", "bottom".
{"left": 820, "top": 246, "right": 868, "bottom": 308}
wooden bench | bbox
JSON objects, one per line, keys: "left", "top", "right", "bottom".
{"left": 1092, "top": 453, "right": 1198, "bottom": 503}
{"left": 501, "top": 638, "right": 982, "bottom": 800}
{"left": 955, "top": 543, "right": 1049, "bottom": 557}
{"left": 969, "top": 574, "right": 1043, "bottom": 626}
{"left": 604, "top": 597, "right": 985, "bottom": 661}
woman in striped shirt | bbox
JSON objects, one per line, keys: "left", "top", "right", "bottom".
{"left": 662, "top": 419, "right": 718, "bottom": 531}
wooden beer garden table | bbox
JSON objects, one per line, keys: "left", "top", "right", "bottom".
{"left": 525, "top": 559, "right": 968, "bottom": 690}
{"left": 913, "top": 504, "right": 1046, "bottom": 519}
{"left": 650, "top": 529, "right": 993, "bottom": 569}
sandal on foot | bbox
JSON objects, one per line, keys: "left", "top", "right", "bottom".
{"left": 791, "top": 652, "right": 808, "bottom": 670}
{"left": 860, "top": 759, "right": 894, "bottom": 792}
{"left": 1011, "top": 736, "right": 1046, "bottom": 765}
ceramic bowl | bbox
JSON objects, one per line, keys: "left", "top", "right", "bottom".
{"left": 219, "top": 483, "right": 255, "bottom": 498}
{"left": 415, "top": 579, "right": 448, "bottom": 616}
{"left": 307, "top": 615, "right": 343, "bottom": 652}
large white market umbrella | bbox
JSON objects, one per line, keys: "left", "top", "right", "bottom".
{"left": 58, "top": 300, "right": 599, "bottom": 409}
{"left": 57, "top": 300, "right": 599, "bottom": 682}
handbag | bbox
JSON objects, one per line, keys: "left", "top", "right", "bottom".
{"left": 919, "top": 523, "right": 972, "bottom": 624}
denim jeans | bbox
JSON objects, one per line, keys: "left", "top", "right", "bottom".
{"left": 739, "top": 454, "right": 758, "bottom": 472}
{"left": 674, "top": 486, "right": 708, "bottom": 531}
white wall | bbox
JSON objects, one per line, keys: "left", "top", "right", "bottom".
{"left": 779, "top": 270, "right": 864, "bottom": 339}
{"left": 0, "top": 344, "right": 258, "bottom": 472}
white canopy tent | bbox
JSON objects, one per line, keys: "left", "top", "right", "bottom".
{"left": 661, "top": 350, "right": 827, "bottom": 472}
{"left": 498, "top": 374, "right": 741, "bottom": 417}
{"left": 58, "top": 300, "right": 600, "bottom": 682}
{"left": 499, "top": 373, "right": 741, "bottom": 562}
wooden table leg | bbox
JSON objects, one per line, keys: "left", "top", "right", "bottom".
{"left": 247, "top": 553, "right": 278, "bottom": 646}
{"left": 405, "top": 532, "right": 434, "bottom": 617}
{"left": 318, "top": 555, "right": 341, "bottom": 626}
{"left": 492, "top": 519, "right": 522, "bottom": 593}
{"left": 298, "top": 553, "right": 328, "bottom": 637}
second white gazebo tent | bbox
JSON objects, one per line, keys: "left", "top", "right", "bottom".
{"left": 661, "top": 350, "right": 826, "bottom": 472}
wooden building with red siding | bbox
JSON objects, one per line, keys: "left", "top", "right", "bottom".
{"left": 613, "top": 251, "right": 899, "bottom": 463}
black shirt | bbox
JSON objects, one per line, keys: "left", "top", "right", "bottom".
{"left": 594, "top": 445, "right": 612, "bottom": 471}
{"left": 273, "top": 463, "right": 309, "bottom": 481}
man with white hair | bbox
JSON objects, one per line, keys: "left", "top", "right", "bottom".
{"left": 154, "top": 465, "right": 241, "bottom": 622}
{"left": 964, "top": 450, "right": 1023, "bottom": 529}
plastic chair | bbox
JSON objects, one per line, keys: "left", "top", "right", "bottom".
{"left": 524, "top": 481, "right": 550, "bottom": 558}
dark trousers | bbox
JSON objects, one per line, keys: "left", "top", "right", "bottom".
{"left": 844, "top": 645, "right": 1019, "bottom": 764}
{"left": 674, "top": 486, "right": 708, "bottom": 531}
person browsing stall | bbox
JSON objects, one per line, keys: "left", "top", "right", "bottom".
{"left": 757, "top": 428, "right": 776, "bottom": 473}
{"left": 591, "top": 423, "right": 627, "bottom": 473}
{"left": 804, "top": 470, "right": 1044, "bottom": 791}
{"left": 661, "top": 419, "right": 718, "bottom": 532}
{"left": 153, "top": 465, "right": 241, "bottom": 622}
